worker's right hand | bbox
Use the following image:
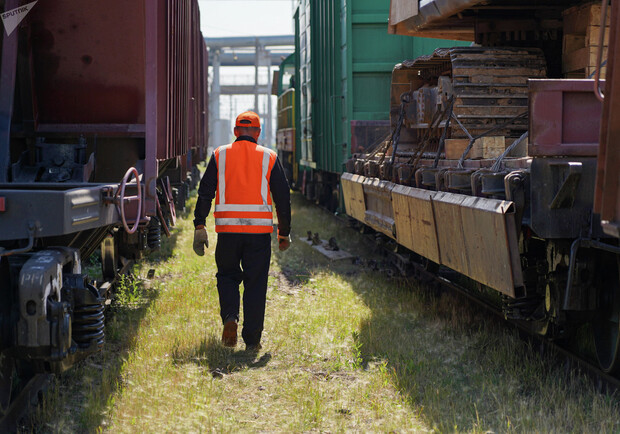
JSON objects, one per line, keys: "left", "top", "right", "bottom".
{"left": 278, "top": 234, "right": 291, "bottom": 252}
{"left": 193, "top": 226, "right": 208, "bottom": 256}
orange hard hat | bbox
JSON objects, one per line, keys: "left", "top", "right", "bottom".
{"left": 235, "top": 111, "right": 261, "bottom": 128}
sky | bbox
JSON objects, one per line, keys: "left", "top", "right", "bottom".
{"left": 197, "top": 0, "right": 296, "bottom": 144}
{"left": 198, "top": 0, "right": 295, "bottom": 38}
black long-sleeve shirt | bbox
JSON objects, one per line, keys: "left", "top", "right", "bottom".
{"left": 193, "top": 136, "right": 291, "bottom": 236}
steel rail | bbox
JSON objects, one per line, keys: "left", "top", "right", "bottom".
{"left": 404, "top": 256, "right": 620, "bottom": 393}
{"left": 0, "top": 374, "right": 50, "bottom": 432}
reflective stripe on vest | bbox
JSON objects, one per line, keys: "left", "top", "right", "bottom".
{"left": 213, "top": 141, "right": 276, "bottom": 233}
{"left": 215, "top": 218, "right": 273, "bottom": 226}
{"left": 214, "top": 204, "right": 272, "bottom": 212}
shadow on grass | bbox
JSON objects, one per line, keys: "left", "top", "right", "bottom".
{"left": 148, "top": 202, "right": 194, "bottom": 262}
{"left": 172, "top": 335, "right": 272, "bottom": 375}
{"left": 272, "top": 192, "right": 619, "bottom": 432}
{"left": 24, "top": 198, "right": 198, "bottom": 432}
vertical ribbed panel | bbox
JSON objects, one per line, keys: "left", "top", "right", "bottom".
{"left": 159, "top": 0, "right": 207, "bottom": 163}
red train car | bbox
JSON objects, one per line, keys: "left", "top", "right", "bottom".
{"left": 0, "top": 0, "right": 208, "bottom": 418}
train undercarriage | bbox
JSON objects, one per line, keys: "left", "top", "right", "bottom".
{"left": 0, "top": 154, "right": 200, "bottom": 425}
{"left": 342, "top": 45, "right": 620, "bottom": 375}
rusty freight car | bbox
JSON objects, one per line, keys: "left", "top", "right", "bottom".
{"left": 0, "top": 0, "right": 208, "bottom": 423}
{"left": 343, "top": 0, "right": 620, "bottom": 374}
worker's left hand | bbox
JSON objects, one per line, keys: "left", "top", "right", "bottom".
{"left": 278, "top": 234, "right": 291, "bottom": 252}
{"left": 193, "top": 226, "right": 208, "bottom": 256}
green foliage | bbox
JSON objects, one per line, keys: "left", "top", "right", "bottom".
{"left": 113, "top": 274, "right": 143, "bottom": 306}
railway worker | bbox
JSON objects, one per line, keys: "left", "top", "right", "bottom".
{"left": 192, "top": 110, "right": 291, "bottom": 351}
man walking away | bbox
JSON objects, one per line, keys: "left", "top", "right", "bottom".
{"left": 192, "top": 111, "right": 291, "bottom": 351}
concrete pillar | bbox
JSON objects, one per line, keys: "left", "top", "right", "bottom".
{"left": 254, "top": 41, "right": 261, "bottom": 113}
{"left": 266, "top": 52, "right": 273, "bottom": 147}
{"left": 210, "top": 50, "right": 221, "bottom": 150}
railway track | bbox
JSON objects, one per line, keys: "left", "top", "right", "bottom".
{"left": 397, "top": 248, "right": 620, "bottom": 394}
{"left": 0, "top": 261, "right": 135, "bottom": 431}
{"left": 0, "top": 373, "right": 49, "bottom": 432}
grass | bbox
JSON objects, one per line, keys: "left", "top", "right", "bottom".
{"left": 25, "top": 191, "right": 620, "bottom": 433}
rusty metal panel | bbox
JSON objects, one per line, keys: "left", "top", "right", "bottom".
{"left": 595, "top": 0, "right": 620, "bottom": 237}
{"left": 341, "top": 172, "right": 366, "bottom": 222}
{"left": 391, "top": 184, "right": 440, "bottom": 264}
{"left": 529, "top": 79, "right": 602, "bottom": 157}
{"left": 362, "top": 178, "right": 396, "bottom": 238}
{"left": 276, "top": 129, "right": 295, "bottom": 153}
{"left": 0, "top": 0, "right": 20, "bottom": 183}
{"left": 29, "top": 2, "right": 146, "bottom": 125}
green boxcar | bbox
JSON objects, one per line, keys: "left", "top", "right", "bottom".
{"left": 292, "top": 0, "right": 468, "bottom": 208}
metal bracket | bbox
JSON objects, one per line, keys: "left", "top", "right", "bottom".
{"left": 549, "top": 162, "right": 582, "bottom": 209}
{"left": 0, "top": 221, "right": 37, "bottom": 257}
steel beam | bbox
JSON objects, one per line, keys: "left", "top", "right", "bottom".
{"left": 205, "top": 35, "right": 294, "bottom": 48}
{"left": 209, "top": 52, "right": 291, "bottom": 66}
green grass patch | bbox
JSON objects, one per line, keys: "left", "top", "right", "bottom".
{"left": 26, "top": 192, "right": 620, "bottom": 433}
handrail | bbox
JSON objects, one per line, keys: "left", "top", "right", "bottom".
{"left": 594, "top": 0, "right": 609, "bottom": 102}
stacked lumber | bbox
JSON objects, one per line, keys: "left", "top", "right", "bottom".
{"left": 449, "top": 47, "right": 546, "bottom": 140}
{"left": 444, "top": 135, "right": 529, "bottom": 160}
{"left": 445, "top": 136, "right": 505, "bottom": 160}
{"left": 562, "top": 2, "right": 609, "bottom": 78}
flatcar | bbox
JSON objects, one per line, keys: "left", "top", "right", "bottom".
{"left": 0, "top": 0, "right": 208, "bottom": 421}
{"left": 342, "top": 0, "right": 620, "bottom": 374}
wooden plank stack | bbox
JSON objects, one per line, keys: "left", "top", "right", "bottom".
{"left": 444, "top": 136, "right": 506, "bottom": 159}
{"left": 562, "top": 2, "right": 610, "bottom": 78}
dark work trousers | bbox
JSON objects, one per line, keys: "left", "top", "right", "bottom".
{"left": 214, "top": 232, "right": 271, "bottom": 346}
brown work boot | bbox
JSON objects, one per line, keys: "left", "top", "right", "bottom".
{"left": 222, "top": 319, "right": 238, "bottom": 347}
{"left": 245, "top": 342, "right": 262, "bottom": 353}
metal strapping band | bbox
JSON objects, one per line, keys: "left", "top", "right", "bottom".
{"left": 215, "top": 218, "right": 273, "bottom": 226}
{"left": 215, "top": 204, "right": 272, "bottom": 212}
{"left": 261, "top": 150, "right": 270, "bottom": 204}
{"left": 218, "top": 148, "right": 226, "bottom": 204}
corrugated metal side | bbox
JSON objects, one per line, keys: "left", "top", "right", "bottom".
{"left": 312, "top": 0, "right": 342, "bottom": 174}
{"left": 297, "top": 0, "right": 314, "bottom": 170}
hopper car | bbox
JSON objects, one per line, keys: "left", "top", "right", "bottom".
{"left": 341, "top": 0, "right": 620, "bottom": 374}
{"left": 0, "top": 0, "right": 208, "bottom": 421}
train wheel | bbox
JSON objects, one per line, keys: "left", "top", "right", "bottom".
{"left": 593, "top": 255, "right": 620, "bottom": 374}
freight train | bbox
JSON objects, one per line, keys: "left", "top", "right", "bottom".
{"left": 341, "top": 0, "right": 620, "bottom": 375}
{"left": 275, "top": 0, "right": 468, "bottom": 208}
{"left": 277, "top": 0, "right": 620, "bottom": 376}
{"left": 0, "top": 0, "right": 208, "bottom": 421}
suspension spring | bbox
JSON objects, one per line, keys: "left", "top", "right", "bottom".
{"left": 147, "top": 217, "right": 162, "bottom": 250}
{"left": 502, "top": 294, "right": 545, "bottom": 322}
{"left": 72, "top": 287, "right": 104, "bottom": 349}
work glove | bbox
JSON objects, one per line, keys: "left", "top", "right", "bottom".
{"left": 193, "top": 225, "right": 208, "bottom": 256}
{"left": 278, "top": 234, "right": 291, "bottom": 252}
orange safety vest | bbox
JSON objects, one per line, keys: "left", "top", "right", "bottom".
{"left": 213, "top": 140, "right": 277, "bottom": 233}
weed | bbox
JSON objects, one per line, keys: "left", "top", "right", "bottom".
{"left": 114, "top": 274, "right": 143, "bottom": 306}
